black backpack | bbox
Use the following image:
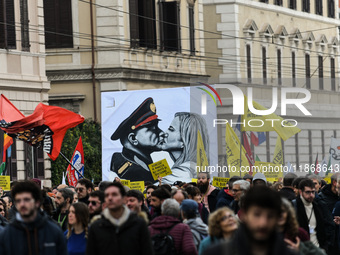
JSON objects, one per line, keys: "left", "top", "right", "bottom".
{"left": 151, "top": 223, "right": 179, "bottom": 255}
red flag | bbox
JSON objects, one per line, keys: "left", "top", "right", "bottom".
{"left": 0, "top": 94, "right": 25, "bottom": 122}
{"left": 67, "top": 137, "right": 84, "bottom": 187}
{"left": 0, "top": 103, "right": 84, "bottom": 160}
{"left": 242, "top": 132, "right": 255, "bottom": 174}
{"left": 3, "top": 133, "right": 13, "bottom": 162}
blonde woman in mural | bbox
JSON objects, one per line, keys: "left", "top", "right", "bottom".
{"left": 161, "top": 112, "right": 209, "bottom": 184}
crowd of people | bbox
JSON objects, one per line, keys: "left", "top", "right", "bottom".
{"left": 0, "top": 171, "right": 339, "bottom": 255}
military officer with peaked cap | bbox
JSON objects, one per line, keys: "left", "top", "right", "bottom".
{"left": 110, "top": 97, "right": 166, "bottom": 183}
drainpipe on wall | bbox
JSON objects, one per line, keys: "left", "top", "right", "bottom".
{"left": 90, "top": 0, "right": 97, "bottom": 122}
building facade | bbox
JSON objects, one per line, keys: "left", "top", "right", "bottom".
{"left": 203, "top": 0, "right": 340, "bottom": 174}
{"left": 44, "top": 0, "right": 207, "bottom": 122}
{"left": 0, "top": 0, "right": 51, "bottom": 185}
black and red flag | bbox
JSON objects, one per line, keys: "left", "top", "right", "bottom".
{"left": 0, "top": 94, "right": 84, "bottom": 160}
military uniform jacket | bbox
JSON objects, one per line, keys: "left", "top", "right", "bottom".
{"left": 110, "top": 148, "right": 155, "bottom": 183}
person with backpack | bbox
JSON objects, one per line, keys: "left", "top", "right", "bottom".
{"left": 181, "top": 199, "right": 208, "bottom": 250}
{"left": 148, "top": 198, "right": 197, "bottom": 255}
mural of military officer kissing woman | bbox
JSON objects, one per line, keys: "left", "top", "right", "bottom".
{"left": 101, "top": 87, "right": 218, "bottom": 184}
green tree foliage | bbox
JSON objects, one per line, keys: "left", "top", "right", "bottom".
{"left": 51, "top": 119, "right": 101, "bottom": 186}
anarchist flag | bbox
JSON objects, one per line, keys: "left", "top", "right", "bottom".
{"left": 0, "top": 98, "right": 84, "bottom": 160}
{"left": 67, "top": 137, "right": 84, "bottom": 186}
{"left": 0, "top": 94, "right": 25, "bottom": 122}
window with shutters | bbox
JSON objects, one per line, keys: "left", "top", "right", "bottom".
{"left": 246, "top": 44, "right": 252, "bottom": 83}
{"left": 277, "top": 49, "right": 282, "bottom": 85}
{"left": 328, "top": 0, "right": 334, "bottom": 17}
{"left": 20, "top": 0, "right": 29, "bottom": 51}
{"left": 189, "top": 5, "right": 195, "bottom": 55}
{"left": 305, "top": 54, "right": 311, "bottom": 89}
{"left": 318, "top": 56, "right": 323, "bottom": 90}
{"left": 260, "top": 0, "right": 268, "bottom": 3}
{"left": 44, "top": 0, "right": 73, "bottom": 49}
{"left": 25, "top": 143, "right": 45, "bottom": 179}
{"left": 0, "top": 0, "right": 16, "bottom": 49}
{"left": 129, "top": 0, "right": 156, "bottom": 49}
{"left": 302, "top": 0, "right": 310, "bottom": 12}
{"left": 289, "top": 0, "right": 297, "bottom": 9}
{"left": 292, "top": 52, "right": 296, "bottom": 87}
{"left": 160, "top": 1, "right": 181, "bottom": 52}
{"left": 275, "top": 0, "right": 282, "bottom": 6}
{"left": 315, "top": 0, "right": 323, "bottom": 15}
{"left": 331, "top": 57, "right": 335, "bottom": 91}
{"left": 262, "top": 47, "right": 267, "bottom": 85}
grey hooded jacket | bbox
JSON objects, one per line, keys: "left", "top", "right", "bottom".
{"left": 184, "top": 217, "right": 209, "bottom": 249}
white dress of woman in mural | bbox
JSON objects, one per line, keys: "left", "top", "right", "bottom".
{"left": 160, "top": 112, "right": 209, "bottom": 184}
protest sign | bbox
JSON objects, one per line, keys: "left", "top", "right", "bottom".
{"left": 121, "top": 179, "right": 130, "bottom": 187}
{"left": 0, "top": 176, "right": 10, "bottom": 191}
{"left": 149, "top": 159, "right": 172, "bottom": 180}
{"left": 129, "top": 181, "right": 145, "bottom": 193}
{"left": 212, "top": 177, "right": 229, "bottom": 188}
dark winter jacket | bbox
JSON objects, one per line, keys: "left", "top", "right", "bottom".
{"left": 207, "top": 188, "right": 220, "bottom": 213}
{"left": 292, "top": 196, "right": 333, "bottom": 251}
{"left": 229, "top": 199, "right": 240, "bottom": 215}
{"left": 300, "top": 240, "right": 327, "bottom": 255}
{"left": 198, "top": 203, "right": 209, "bottom": 224}
{"left": 86, "top": 207, "right": 153, "bottom": 255}
{"left": 7, "top": 205, "right": 17, "bottom": 221}
{"left": 332, "top": 201, "right": 340, "bottom": 254}
{"left": 0, "top": 214, "right": 8, "bottom": 227}
{"left": 148, "top": 215, "right": 198, "bottom": 255}
{"left": 52, "top": 208, "right": 68, "bottom": 232}
{"left": 78, "top": 195, "right": 89, "bottom": 205}
{"left": 202, "top": 224, "right": 297, "bottom": 255}
{"left": 150, "top": 206, "right": 161, "bottom": 220}
{"left": 319, "top": 184, "right": 339, "bottom": 212}
{"left": 279, "top": 187, "right": 296, "bottom": 201}
{"left": 216, "top": 188, "right": 234, "bottom": 209}
{"left": 0, "top": 210, "right": 67, "bottom": 255}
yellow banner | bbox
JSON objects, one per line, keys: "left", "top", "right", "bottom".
{"left": 273, "top": 136, "right": 283, "bottom": 165}
{"left": 242, "top": 96, "right": 301, "bottom": 141}
{"left": 225, "top": 123, "right": 249, "bottom": 177}
{"left": 212, "top": 177, "right": 229, "bottom": 188}
{"left": 0, "top": 176, "right": 10, "bottom": 191}
{"left": 324, "top": 178, "right": 331, "bottom": 184}
{"left": 120, "top": 179, "right": 130, "bottom": 187}
{"left": 191, "top": 178, "right": 197, "bottom": 183}
{"left": 129, "top": 181, "right": 145, "bottom": 193}
{"left": 267, "top": 178, "right": 278, "bottom": 183}
{"left": 197, "top": 130, "right": 209, "bottom": 168}
{"left": 323, "top": 174, "right": 333, "bottom": 184}
{"left": 254, "top": 161, "right": 284, "bottom": 179}
{"left": 149, "top": 159, "right": 172, "bottom": 180}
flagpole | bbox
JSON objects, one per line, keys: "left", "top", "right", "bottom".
{"left": 281, "top": 138, "right": 285, "bottom": 167}
{"left": 59, "top": 152, "right": 85, "bottom": 179}
{"left": 240, "top": 131, "right": 243, "bottom": 177}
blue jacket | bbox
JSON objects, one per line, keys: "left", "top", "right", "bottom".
{"left": 216, "top": 188, "right": 234, "bottom": 209}
{"left": 199, "top": 236, "right": 222, "bottom": 255}
{"left": 0, "top": 210, "right": 67, "bottom": 255}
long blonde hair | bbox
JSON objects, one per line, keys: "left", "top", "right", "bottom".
{"left": 172, "top": 112, "right": 209, "bottom": 173}
{"left": 66, "top": 202, "right": 89, "bottom": 239}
